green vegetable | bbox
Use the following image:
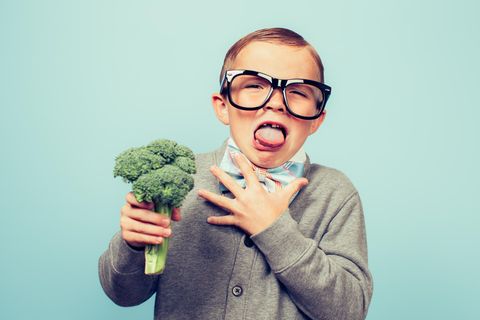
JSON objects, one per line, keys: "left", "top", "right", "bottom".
{"left": 114, "top": 139, "right": 196, "bottom": 274}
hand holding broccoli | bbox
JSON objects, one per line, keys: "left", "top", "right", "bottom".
{"left": 114, "top": 139, "right": 196, "bottom": 274}
{"left": 120, "top": 192, "right": 180, "bottom": 249}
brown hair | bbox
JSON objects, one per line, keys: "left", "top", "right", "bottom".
{"left": 219, "top": 28, "right": 325, "bottom": 84}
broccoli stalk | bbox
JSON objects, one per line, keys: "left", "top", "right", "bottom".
{"left": 114, "top": 139, "right": 196, "bottom": 275}
{"left": 145, "top": 205, "right": 172, "bottom": 275}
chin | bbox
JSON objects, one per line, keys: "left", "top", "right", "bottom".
{"left": 247, "top": 139, "right": 288, "bottom": 168}
{"left": 249, "top": 150, "right": 286, "bottom": 169}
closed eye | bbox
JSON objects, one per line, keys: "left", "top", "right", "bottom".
{"left": 244, "top": 84, "right": 265, "bottom": 90}
{"left": 289, "top": 90, "right": 308, "bottom": 98}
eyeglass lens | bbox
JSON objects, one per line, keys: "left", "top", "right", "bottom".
{"left": 229, "top": 74, "right": 324, "bottom": 118}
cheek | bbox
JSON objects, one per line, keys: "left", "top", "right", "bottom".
{"left": 229, "top": 118, "right": 252, "bottom": 142}
{"left": 290, "top": 122, "right": 312, "bottom": 140}
{"left": 229, "top": 109, "right": 256, "bottom": 129}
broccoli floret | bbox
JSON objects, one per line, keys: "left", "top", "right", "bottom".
{"left": 113, "top": 139, "right": 196, "bottom": 275}
{"left": 113, "top": 147, "right": 166, "bottom": 183}
{"left": 174, "top": 144, "right": 195, "bottom": 160}
{"left": 147, "top": 139, "right": 178, "bottom": 163}
{"left": 132, "top": 165, "right": 194, "bottom": 207}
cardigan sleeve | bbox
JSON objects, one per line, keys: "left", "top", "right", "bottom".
{"left": 98, "top": 232, "right": 159, "bottom": 306}
{"left": 251, "top": 192, "right": 373, "bottom": 320}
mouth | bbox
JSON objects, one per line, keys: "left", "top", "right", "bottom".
{"left": 253, "top": 121, "right": 288, "bottom": 150}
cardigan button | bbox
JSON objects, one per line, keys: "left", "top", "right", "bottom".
{"left": 244, "top": 236, "right": 254, "bottom": 247}
{"left": 232, "top": 285, "right": 243, "bottom": 297}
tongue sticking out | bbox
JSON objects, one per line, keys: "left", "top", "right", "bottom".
{"left": 254, "top": 126, "right": 285, "bottom": 148}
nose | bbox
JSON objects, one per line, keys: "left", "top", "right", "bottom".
{"left": 263, "top": 88, "right": 286, "bottom": 113}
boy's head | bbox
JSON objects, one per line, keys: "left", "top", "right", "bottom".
{"left": 212, "top": 28, "right": 331, "bottom": 169}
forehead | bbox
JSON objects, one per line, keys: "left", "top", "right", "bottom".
{"left": 231, "top": 41, "right": 321, "bottom": 81}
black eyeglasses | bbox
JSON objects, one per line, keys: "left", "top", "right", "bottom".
{"left": 220, "top": 69, "right": 331, "bottom": 120}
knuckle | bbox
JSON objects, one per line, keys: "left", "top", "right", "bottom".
{"left": 146, "top": 234, "right": 162, "bottom": 244}
{"left": 163, "top": 227, "right": 172, "bottom": 238}
{"left": 121, "top": 230, "right": 130, "bottom": 240}
{"left": 162, "top": 217, "right": 172, "bottom": 227}
{"left": 155, "top": 215, "right": 170, "bottom": 227}
{"left": 235, "top": 191, "right": 244, "bottom": 200}
{"left": 120, "top": 204, "right": 130, "bottom": 216}
{"left": 250, "top": 184, "right": 263, "bottom": 193}
{"left": 234, "top": 209, "right": 245, "bottom": 219}
{"left": 236, "top": 193, "right": 248, "bottom": 203}
{"left": 125, "top": 192, "right": 134, "bottom": 203}
{"left": 120, "top": 216, "right": 128, "bottom": 228}
{"left": 130, "top": 221, "right": 141, "bottom": 233}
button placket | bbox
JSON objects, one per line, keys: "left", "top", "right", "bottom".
{"left": 224, "top": 233, "right": 258, "bottom": 319}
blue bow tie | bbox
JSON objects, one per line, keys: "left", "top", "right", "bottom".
{"left": 218, "top": 138, "right": 305, "bottom": 196}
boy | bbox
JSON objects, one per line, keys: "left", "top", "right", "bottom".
{"left": 99, "top": 28, "right": 373, "bottom": 320}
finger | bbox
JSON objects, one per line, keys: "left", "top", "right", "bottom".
{"left": 233, "top": 153, "right": 259, "bottom": 187}
{"left": 171, "top": 208, "right": 182, "bottom": 222}
{"left": 282, "top": 178, "right": 309, "bottom": 199}
{"left": 126, "top": 192, "right": 154, "bottom": 210}
{"left": 121, "top": 215, "right": 172, "bottom": 238}
{"left": 122, "top": 230, "right": 164, "bottom": 245}
{"left": 122, "top": 204, "right": 171, "bottom": 228}
{"left": 207, "top": 215, "right": 237, "bottom": 226}
{"left": 274, "top": 180, "right": 283, "bottom": 192}
{"left": 198, "top": 189, "right": 233, "bottom": 211}
{"left": 210, "top": 165, "right": 243, "bottom": 196}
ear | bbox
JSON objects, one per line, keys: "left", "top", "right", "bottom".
{"left": 308, "top": 111, "right": 326, "bottom": 135}
{"left": 212, "top": 93, "right": 230, "bottom": 125}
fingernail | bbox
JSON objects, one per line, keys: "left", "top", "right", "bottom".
{"left": 163, "top": 229, "right": 171, "bottom": 237}
{"left": 156, "top": 237, "right": 163, "bottom": 244}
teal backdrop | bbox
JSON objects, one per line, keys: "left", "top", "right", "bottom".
{"left": 1, "top": 0, "right": 478, "bottom": 319}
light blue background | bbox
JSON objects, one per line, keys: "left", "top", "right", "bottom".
{"left": 1, "top": 0, "right": 478, "bottom": 319}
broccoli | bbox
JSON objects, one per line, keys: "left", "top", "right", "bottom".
{"left": 114, "top": 139, "right": 196, "bottom": 275}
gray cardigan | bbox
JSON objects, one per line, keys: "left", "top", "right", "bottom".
{"left": 99, "top": 143, "right": 373, "bottom": 320}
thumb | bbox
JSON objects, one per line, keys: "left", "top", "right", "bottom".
{"left": 171, "top": 208, "right": 182, "bottom": 222}
{"left": 283, "top": 178, "right": 309, "bottom": 199}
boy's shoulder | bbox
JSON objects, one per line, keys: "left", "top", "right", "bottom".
{"left": 193, "top": 142, "right": 228, "bottom": 168}
{"left": 305, "top": 159, "right": 359, "bottom": 197}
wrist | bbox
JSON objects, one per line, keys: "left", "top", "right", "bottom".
{"left": 247, "top": 213, "right": 279, "bottom": 236}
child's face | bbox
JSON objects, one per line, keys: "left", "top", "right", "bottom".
{"left": 212, "top": 41, "right": 325, "bottom": 169}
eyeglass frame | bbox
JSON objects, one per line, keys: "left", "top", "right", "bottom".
{"left": 219, "top": 69, "right": 332, "bottom": 120}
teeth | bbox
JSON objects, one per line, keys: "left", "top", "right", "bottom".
{"left": 261, "top": 123, "right": 281, "bottom": 129}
